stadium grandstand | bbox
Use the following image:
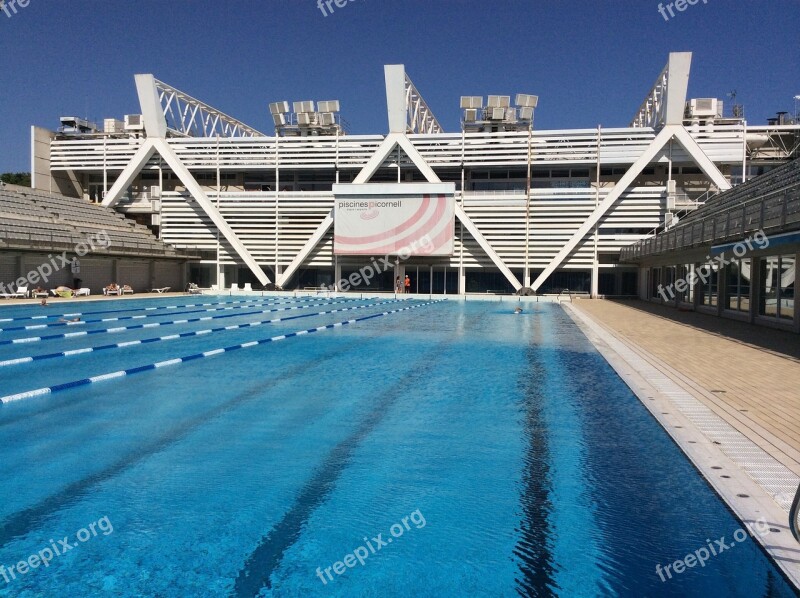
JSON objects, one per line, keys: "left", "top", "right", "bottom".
{"left": 24, "top": 52, "right": 800, "bottom": 304}
{"left": 0, "top": 183, "right": 197, "bottom": 294}
{"left": 621, "top": 157, "right": 799, "bottom": 333}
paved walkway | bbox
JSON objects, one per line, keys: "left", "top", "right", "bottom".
{"left": 573, "top": 299, "right": 800, "bottom": 476}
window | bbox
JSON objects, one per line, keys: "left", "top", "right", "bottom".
{"left": 677, "top": 264, "right": 694, "bottom": 304}
{"left": 725, "top": 258, "right": 751, "bottom": 312}
{"left": 699, "top": 262, "right": 719, "bottom": 307}
{"left": 758, "top": 255, "right": 795, "bottom": 321}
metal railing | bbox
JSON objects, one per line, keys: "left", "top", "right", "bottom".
{"left": 557, "top": 289, "right": 573, "bottom": 303}
{"left": 791, "top": 482, "right": 800, "bottom": 543}
{"left": 621, "top": 184, "right": 800, "bottom": 262}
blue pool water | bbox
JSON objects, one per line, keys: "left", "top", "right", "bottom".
{"left": 0, "top": 295, "right": 796, "bottom": 597}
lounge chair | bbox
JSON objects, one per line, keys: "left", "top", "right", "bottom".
{"left": 74, "top": 288, "right": 91, "bottom": 297}
{"left": 12, "top": 286, "right": 28, "bottom": 299}
{"left": 243, "top": 283, "right": 253, "bottom": 292}
{"left": 53, "top": 287, "right": 73, "bottom": 298}
{"left": 229, "top": 283, "right": 240, "bottom": 292}
{"left": 151, "top": 287, "right": 171, "bottom": 294}
{"left": 32, "top": 289, "right": 49, "bottom": 299}
{"left": 121, "top": 285, "right": 134, "bottom": 295}
{"left": 187, "top": 283, "right": 202, "bottom": 295}
{"left": 104, "top": 285, "right": 121, "bottom": 296}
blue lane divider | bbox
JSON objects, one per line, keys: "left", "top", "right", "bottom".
{"left": 0, "top": 300, "right": 442, "bottom": 404}
{"left": 0, "top": 295, "right": 298, "bottom": 323}
{"left": 0, "top": 295, "right": 329, "bottom": 332}
{"left": 0, "top": 297, "right": 360, "bottom": 347}
{"left": 0, "top": 298, "right": 403, "bottom": 368}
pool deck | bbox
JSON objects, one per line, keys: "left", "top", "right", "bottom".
{"left": 573, "top": 299, "right": 800, "bottom": 475}
{"left": 566, "top": 298, "right": 800, "bottom": 589}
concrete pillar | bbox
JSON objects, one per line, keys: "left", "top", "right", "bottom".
{"left": 591, "top": 259, "right": 599, "bottom": 298}
{"left": 458, "top": 265, "right": 466, "bottom": 295}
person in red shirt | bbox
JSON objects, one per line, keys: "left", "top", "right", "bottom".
{"left": 404, "top": 275, "right": 411, "bottom": 294}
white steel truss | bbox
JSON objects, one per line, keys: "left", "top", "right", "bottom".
{"left": 154, "top": 78, "right": 264, "bottom": 138}
{"left": 630, "top": 52, "right": 692, "bottom": 129}
{"left": 404, "top": 74, "right": 443, "bottom": 134}
{"left": 530, "top": 123, "right": 730, "bottom": 292}
{"left": 384, "top": 65, "right": 443, "bottom": 135}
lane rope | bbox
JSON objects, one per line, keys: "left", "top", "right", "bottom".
{"left": 0, "top": 298, "right": 361, "bottom": 346}
{"left": 0, "top": 296, "right": 333, "bottom": 332}
{"left": 0, "top": 298, "right": 403, "bottom": 368}
{"left": 0, "top": 300, "right": 443, "bottom": 404}
{"left": 0, "top": 294, "right": 334, "bottom": 322}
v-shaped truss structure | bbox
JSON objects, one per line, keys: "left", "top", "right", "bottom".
{"left": 404, "top": 73, "right": 444, "bottom": 134}
{"left": 154, "top": 78, "right": 264, "bottom": 138}
{"left": 92, "top": 55, "right": 748, "bottom": 295}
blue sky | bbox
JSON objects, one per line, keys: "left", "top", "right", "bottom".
{"left": 0, "top": 0, "right": 798, "bottom": 172}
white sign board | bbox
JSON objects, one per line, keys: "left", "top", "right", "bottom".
{"left": 333, "top": 183, "right": 455, "bottom": 256}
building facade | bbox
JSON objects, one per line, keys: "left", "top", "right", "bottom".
{"left": 31, "top": 54, "right": 800, "bottom": 295}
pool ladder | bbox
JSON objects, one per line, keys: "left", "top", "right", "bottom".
{"left": 791, "top": 481, "right": 800, "bottom": 543}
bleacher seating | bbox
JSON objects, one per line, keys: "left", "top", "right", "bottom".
{"left": 0, "top": 187, "right": 183, "bottom": 257}
{"left": 679, "top": 158, "right": 800, "bottom": 226}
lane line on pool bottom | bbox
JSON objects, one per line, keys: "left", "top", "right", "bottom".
{"left": 0, "top": 298, "right": 360, "bottom": 346}
{"left": 0, "top": 295, "right": 327, "bottom": 332}
{"left": 0, "top": 298, "right": 404, "bottom": 368}
{"left": 0, "top": 294, "right": 328, "bottom": 323}
{"left": 0, "top": 300, "right": 442, "bottom": 404}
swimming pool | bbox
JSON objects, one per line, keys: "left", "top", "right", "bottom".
{"left": 0, "top": 296, "right": 795, "bottom": 597}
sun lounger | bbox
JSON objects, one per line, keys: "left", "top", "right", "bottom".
{"left": 151, "top": 287, "right": 171, "bottom": 294}
{"left": 229, "top": 283, "right": 240, "bottom": 292}
{"left": 104, "top": 286, "right": 121, "bottom": 296}
{"left": 32, "top": 290, "right": 50, "bottom": 298}
{"left": 243, "top": 283, "right": 253, "bottom": 292}
{"left": 121, "top": 286, "right": 134, "bottom": 295}
{"left": 74, "top": 288, "right": 91, "bottom": 297}
{"left": 53, "top": 287, "right": 73, "bottom": 298}
{"left": 11, "top": 286, "right": 28, "bottom": 299}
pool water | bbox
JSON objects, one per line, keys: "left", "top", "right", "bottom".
{"left": 0, "top": 296, "right": 795, "bottom": 597}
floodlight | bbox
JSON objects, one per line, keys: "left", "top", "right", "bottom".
{"left": 272, "top": 113, "right": 286, "bottom": 126}
{"left": 318, "top": 112, "right": 335, "bottom": 126}
{"left": 297, "top": 112, "right": 313, "bottom": 125}
{"left": 318, "top": 100, "right": 340, "bottom": 113}
{"left": 293, "top": 101, "right": 315, "bottom": 114}
{"left": 491, "top": 107, "right": 506, "bottom": 120}
{"left": 460, "top": 96, "right": 483, "bottom": 109}
{"left": 464, "top": 108, "right": 478, "bottom": 122}
{"left": 269, "top": 101, "right": 289, "bottom": 115}
{"left": 519, "top": 106, "right": 534, "bottom": 120}
{"left": 515, "top": 94, "right": 539, "bottom": 108}
{"left": 487, "top": 95, "right": 510, "bottom": 108}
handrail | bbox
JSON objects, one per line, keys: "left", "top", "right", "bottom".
{"left": 621, "top": 183, "right": 800, "bottom": 261}
{"left": 791, "top": 481, "right": 800, "bottom": 543}
{"left": 557, "top": 289, "right": 573, "bottom": 303}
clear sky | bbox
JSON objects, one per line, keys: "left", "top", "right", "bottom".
{"left": 0, "top": 0, "right": 798, "bottom": 172}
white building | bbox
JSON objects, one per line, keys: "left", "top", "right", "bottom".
{"left": 31, "top": 53, "right": 800, "bottom": 295}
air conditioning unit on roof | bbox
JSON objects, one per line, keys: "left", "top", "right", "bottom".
{"left": 124, "top": 114, "right": 144, "bottom": 131}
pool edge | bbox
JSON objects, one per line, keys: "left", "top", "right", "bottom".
{"left": 562, "top": 301, "right": 800, "bottom": 592}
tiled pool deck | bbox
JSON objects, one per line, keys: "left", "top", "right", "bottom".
{"left": 568, "top": 298, "right": 800, "bottom": 589}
